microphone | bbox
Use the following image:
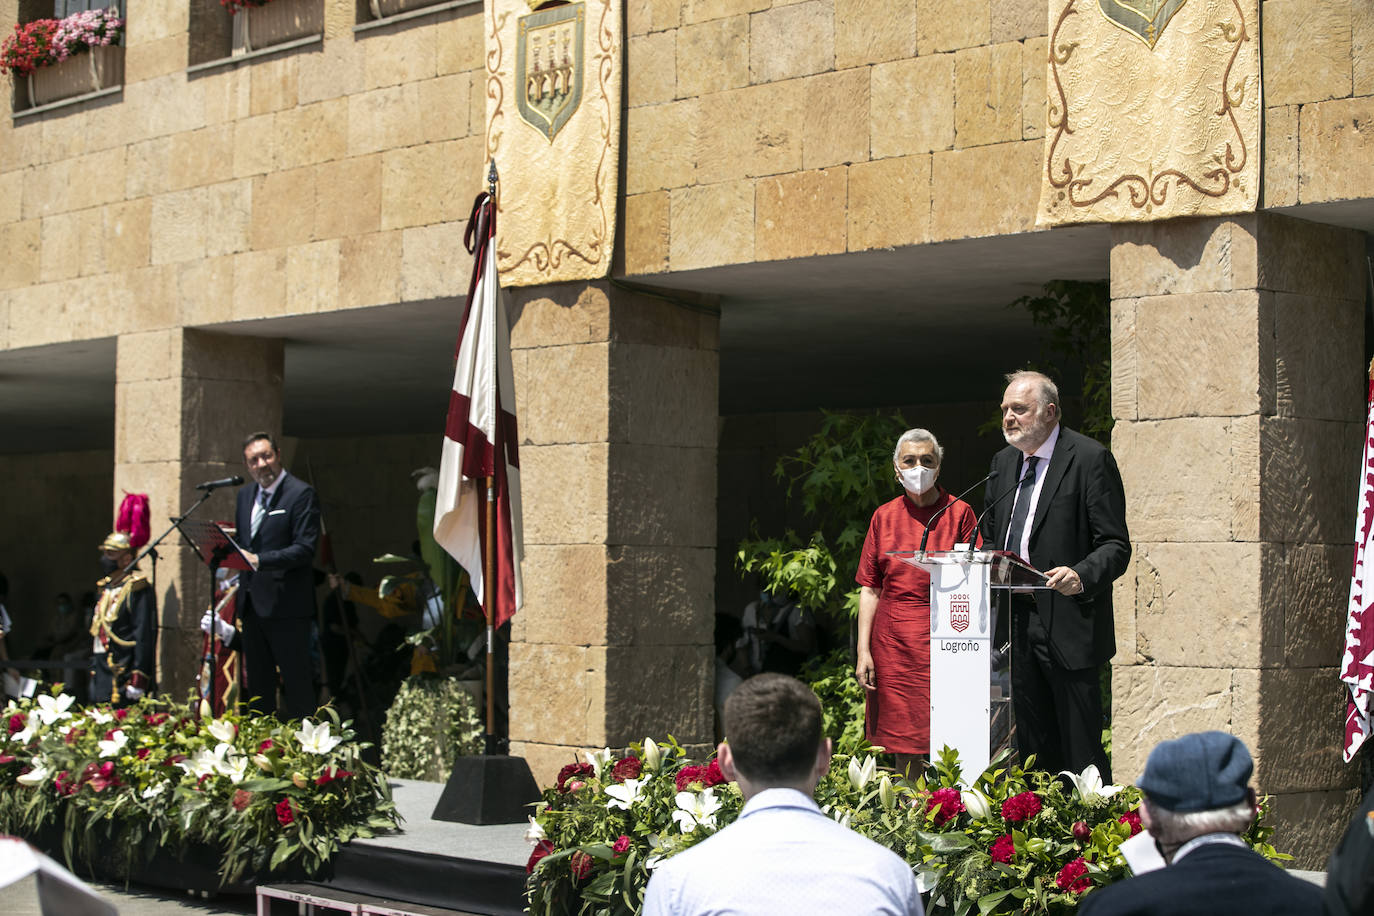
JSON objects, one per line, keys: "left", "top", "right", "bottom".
{"left": 918, "top": 471, "right": 995, "bottom": 554}
{"left": 196, "top": 476, "right": 245, "bottom": 491}
{"left": 971, "top": 468, "right": 1022, "bottom": 554}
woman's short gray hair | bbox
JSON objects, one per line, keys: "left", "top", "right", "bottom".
{"left": 893, "top": 428, "right": 944, "bottom": 464}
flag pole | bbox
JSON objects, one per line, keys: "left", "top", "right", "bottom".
{"left": 483, "top": 158, "right": 501, "bottom": 756}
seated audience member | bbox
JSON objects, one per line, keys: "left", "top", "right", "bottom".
{"left": 642, "top": 673, "right": 922, "bottom": 916}
{"left": 1324, "top": 782, "right": 1374, "bottom": 916}
{"left": 1079, "top": 731, "right": 1322, "bottom": 916}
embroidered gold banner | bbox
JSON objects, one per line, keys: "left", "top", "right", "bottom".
{"left": 485, "top": 0, "right": 620, "bottom": 285}
{"left": 1037, "top": 0, "right": 1260, "bottom": 226}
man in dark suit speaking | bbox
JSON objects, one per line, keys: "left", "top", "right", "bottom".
{"left": 981, "top": 371, "right": 1130, "bottom": 779}
{"left": 235, "top": 431, "right": 320, "bottom": 720}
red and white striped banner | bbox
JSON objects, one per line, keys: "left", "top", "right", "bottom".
{"left": 1343, "top": 376, "right": 1374, "bottom": 761}
{"left": 433, "top": 191, "right": 523, "bottom": 628}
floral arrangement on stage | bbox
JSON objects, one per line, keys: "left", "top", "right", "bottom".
{"left": 0, "top": 8, "right": 123, "bottom": 78}
{"left": 524, "top": 742, "right": 1289, "bottom": 916}
{"left": 0, "top": 691, "right": 399, "bottom": 885}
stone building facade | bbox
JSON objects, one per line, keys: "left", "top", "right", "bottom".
{"left": 1, "top": 0, "right": 1371, "bottom": 864}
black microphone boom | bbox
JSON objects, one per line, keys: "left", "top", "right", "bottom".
{"left": 918, "top": 471, "right": 995, "bottom": 554}
{"left": 195, "top": 476, "right": 245, "bottom": 491}
{"left": 971, "top": 469, "right": 1022, "bottom": 554}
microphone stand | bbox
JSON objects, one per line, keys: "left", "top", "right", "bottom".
{"left": 918, "top": 472, "right": 995, "bottom": 555}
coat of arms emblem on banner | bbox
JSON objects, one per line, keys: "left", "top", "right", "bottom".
{"left": 950, "top": 596, "right": 970, "bottom": 633}
{"left": 1098, "top": 0, "right": 1188, "bottom": 49}
{"left": 517, "top": 3, "right": 585, "bottom": 142}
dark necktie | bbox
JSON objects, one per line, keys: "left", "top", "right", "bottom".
{"left": 1004, "top": 456, "right": 1040, "bottom": 559}
{"left": 250, "top": 489, "right": 269, "bottom": 540}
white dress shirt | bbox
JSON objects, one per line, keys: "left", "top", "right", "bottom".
{"left": 642, "top": 788, "right": 922, "bottom": 916}
{"left": 1006, "top": 423, "right": 1061, "bottom": 561}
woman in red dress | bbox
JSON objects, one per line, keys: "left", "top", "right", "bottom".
{"left": 855, "top": 428, "right": 979, "bottom": 776}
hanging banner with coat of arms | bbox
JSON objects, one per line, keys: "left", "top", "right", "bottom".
{"left": 485, "top": 0, "right": 620, "bottom": 286}
{"left": 1037, "top": 0, "right": 1260, "bottom": 226}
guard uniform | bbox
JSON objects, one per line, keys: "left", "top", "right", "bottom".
{"left": 90, "top": 533, "right": 157, "bottom": 706}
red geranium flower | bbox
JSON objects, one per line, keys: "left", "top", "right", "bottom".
{"left": 1001, "top": 790, "right": 1042, "bottom": 822}
{"left": 556, "top": 762, "right": 594, "bottom": 793}
{"left": 232, "top": 789, "right": 253, "bottom": 811}
{"left": 275, "top": 798, "right": 295, "bottom": 825}
{"left": 610, "top": 756, "right": 642, "bottom": 782}
{"left": 925, "top": 787, "right": 965, "bottom": 826}
{"left": 569, "top": 850, "right": 594, "bottom": 881}
{"left": 612, "top": 835, "right": 632, "bottom": 855}
{"left": 990, "top": 834, "right": 1015, "bottom": 863}
{"left": 1118, "top": 808, "right": 1142, "bottom": 836}
{"left": 526, "top": 840, "right": 555, "bottom": 874}
{"left": 1055, "top": 857, "right": 1091, "bottom": 893}
{"left": 7, "top": 712, "right": 24, "bottom": 734}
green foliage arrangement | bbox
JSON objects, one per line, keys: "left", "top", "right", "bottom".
{"left": 381, "top": 675, "right": 483, "bottom": 781}
{"left": 524, "top": 742, "right": 1290, "bottom": 916}
{"left": 737, "top": 410, "right": 911, "bottom": 619}
{"left": 1009, "top": 280, "right": 1113, "bottom": 444}
{"left": 801, "top": 648, "right": 867, "bottom": 753}
{"left": 0, "top": 691, "right": 398, "bottom": 885}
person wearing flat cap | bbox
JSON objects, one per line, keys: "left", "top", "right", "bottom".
{"left": 1078, "top": 731, "right": 1320, "bottom": 915}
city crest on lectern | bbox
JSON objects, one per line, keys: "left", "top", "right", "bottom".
{"left": 950, "top": 595, "right": 970, "bottom": 633}
{"left": 1097, "top": 0, "right": 1188, "bottom": 49}
{"left": 517, "top": 2, "right": 585, "bottom": 142}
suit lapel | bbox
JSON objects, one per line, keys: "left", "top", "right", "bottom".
{"left": 1030, "top": 429, "right": 1075, "bottom": 540}
{"left": 993, "top": 449, "right": 1020, "bottom": 546}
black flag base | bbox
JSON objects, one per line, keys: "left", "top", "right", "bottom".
{"left": 431, "top": 752, "right": 541, "bottom": 825}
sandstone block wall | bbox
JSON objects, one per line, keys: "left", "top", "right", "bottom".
{"left": 506, "top": 281, "right": 719, "bottom": 784}
{"left": 1110, "top": 212, "right": 1366, "bottom": 867}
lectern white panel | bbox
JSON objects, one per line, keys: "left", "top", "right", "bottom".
{"left": 928, "top": 559, "right": 991, "bottom": 780}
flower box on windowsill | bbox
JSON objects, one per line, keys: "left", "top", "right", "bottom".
{"left": 26, "top": 44, "right": 123, "bottom": 108}
{"left": 368, "top": 0, "right": 448, "bottom": 20}
{"left": 235, "top": 0, "right": 323, "bottom": 54}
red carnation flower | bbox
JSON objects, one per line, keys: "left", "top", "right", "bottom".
{"left": 144, "top": 712, "right": 168, "bottom": 726}
{"left": 0, "top": 754, "right": 15, "bottom": 765}
{"left": 1055, "top": 857, "right": 1091, "bottom": 893}
{"left": 1118, "top": 808, "right": 1142, "bottom": 836}
{"left": 569, "top": 850, "right": 594, "bottom": 881}
{"left": 613, "top": 835, "right": 632, "bottom": 855}
{"left": 232, "top": 789, "right": 253, "bottom": 811}
{"left": 990, "top": 834, "right": 1015, "bottom": 863}
{"left": 259, "top": 739, "right": 275, "bottom": 753}
{"left": 556, "top": 762, "right": 594, "bottom": 793}
{"left": 113, "top": 708, "right": 128, "bottom": 721}
{"left": 1001, "top": 790, "right": 1042, "bottom": 823}
{"left": 7, "top": 712, "right": 24, "bottom": 734}
{"left": 275, "top": 798, "right": 295, "bottom": 825}
{"left": 925, "top": 787, "right": 965, "bottom": 826}
{"left": 103, "top": 728, "right": 118, "bottom": 741}
{"left": 64, "top": 728, "right": 83, "bottom": 745}
{"left": 136, "top": 748, "right": 151, "bottom": 760}
{"left": 676, "top": 759, "right": 727, "bottom": 792}
{"left": 526, "top": 840, "right": 555, "bottom": 874}
{"left": 611, "top": 756, "right": 642, "bottom": 782}
{"left": 674, "top": 765, "right": 703, "bottom": 792}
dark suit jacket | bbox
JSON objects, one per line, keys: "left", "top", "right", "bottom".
{"left": 980, "top": 426, "right": 1130, "bottom": 670}
{"left": 1077, "top": 842, "right": 1322, "bottom": 916}
{"left": 234, "top": 470, "right": 320, "bottom": 620}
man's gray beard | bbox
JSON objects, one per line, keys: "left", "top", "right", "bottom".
{"left": 1004, "top": 418, "right": 1052, "bottom": 449}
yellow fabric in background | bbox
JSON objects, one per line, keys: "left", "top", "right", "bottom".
{"left": 485, "top": 0, "right": 621, "bottom": 286}
{"left": 1038, "top": 0, "right": 1260, "bottom": 226}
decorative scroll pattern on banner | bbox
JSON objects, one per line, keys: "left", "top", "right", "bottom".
{"left": 1037, "top": 0, "right": 1259, "bottom": 226}
{"left": 485, "top": 0, "right": 620, "bottom": 286}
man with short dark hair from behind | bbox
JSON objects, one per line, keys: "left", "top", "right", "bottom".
{"left": 642, "top": 673, "right": 922, "bottom": 916}
{"left": 1078, "top": 731, "right": 1321, "bottom": 915}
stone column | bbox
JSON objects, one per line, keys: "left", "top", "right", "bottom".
{"left": 507, "top": 281, "right": 719, "bottom": 783}
{"left": 1110, "top": 212, "right": 1366, "bottom": 865}
{"left": 114, "top": 328, "right": 283, "bottom": 695}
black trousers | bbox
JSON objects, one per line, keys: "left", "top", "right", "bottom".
{"left": 241, "top": 601, "right": 316, "bottom": 721}
{"left": 1008, "top": 595, "right": 1111, "bottom": 781}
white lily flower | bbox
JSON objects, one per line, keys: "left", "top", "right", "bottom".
{"left": 58, "top": 725, "right": 73, "bottom": 736}
{"left": 878, "top": 774, "right": 895, "bottom": 809}
{"left": 141, "top": 782, "right": 166, "bottom": 799}
{"left": 831, "top": 809, "right": 853, "bottom": 828}
{"left": 605, "top": 777, "right": 645, "bottom": 811}
{"left": 847, "top": 754, "right": 877, "bottom": 792}
{"left": 642, "top": 738, "right": 661, "bottom": 772}
{"left": 11, "top": 725, "right": 35, "bottom": 744}
{"left": 915, "top": 865, "right": 941, "bottom": 895}
{"left": 97, "top": 729, "right": 128, "bottom": 758}
{"left": 1060, "top": 764, "right": 1123, "bottom": 802}
{"left": 961, "top": 788, "right": 992, "bottom": 820}
{"left": 295, "top": 719, "right": 343, "bottom": 755}
{"left": 35, "top": 693, "right": 75, "bottom": 725}
{"left": 524, "top": 816, "right": 547, "bottom": 845}
{"left": 16, "top": 763, "right": 51, "bottom": 787}
{"left": 671, "top": 789, "right": 722, "bottom": 833}
{"left": 87, "top": 709, "right": 114, "bottom": 725}
{"left": 584, "top": 747, "right": 613, "bottom": 779}
{"left": 220, "top": 753, "right": 249, "bottom": 784}
{"left": 206, "top": 719, "right": 237, "bottom": 743}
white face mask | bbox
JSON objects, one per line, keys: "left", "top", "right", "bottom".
{"left": 897, "top": 465, "right": 936, "bottom": 495}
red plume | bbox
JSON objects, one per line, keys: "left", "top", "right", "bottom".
{"left": 117, "top": 493, "right": 151, "bottom": 550}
